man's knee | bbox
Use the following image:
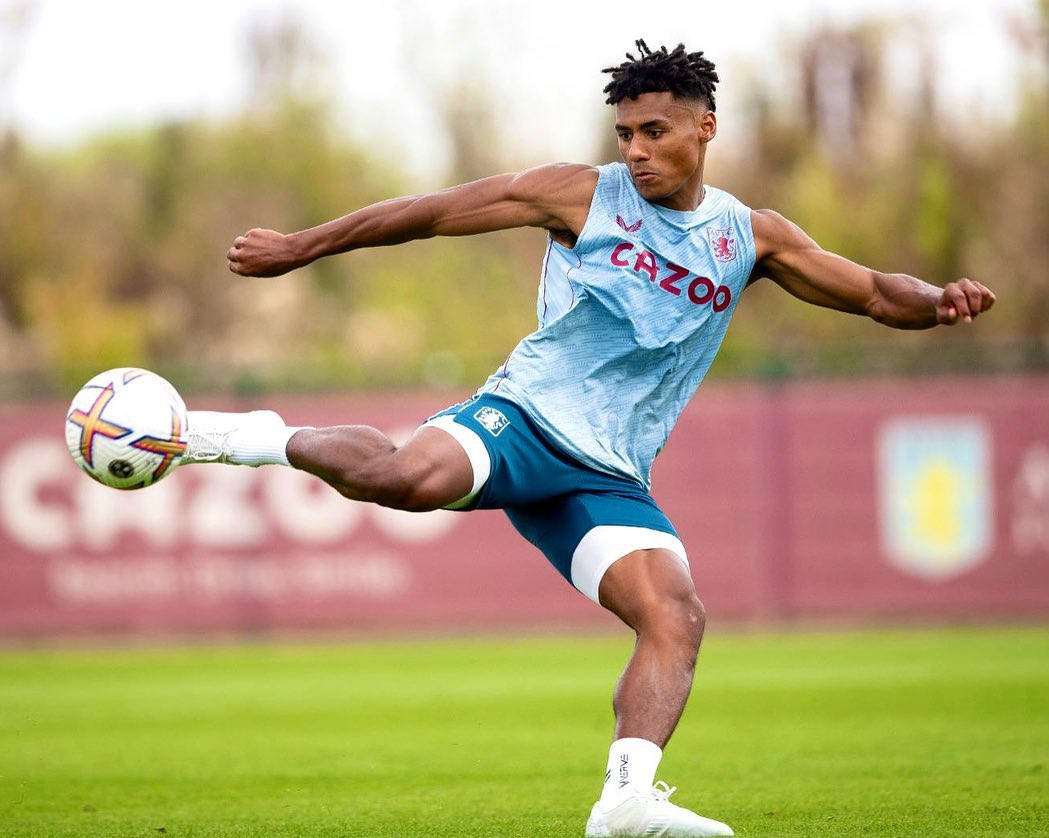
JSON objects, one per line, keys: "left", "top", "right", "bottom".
{"left": 645, "top": 586, "right": 706, "bottom": 651}
{"left": 682, "top": 592, "right": 706, "bottom": 647}
{"left": 600, "top": 549, "right": 706, "bottom": 649}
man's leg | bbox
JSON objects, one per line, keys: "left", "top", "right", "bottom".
{"left": 585, "top": 548, "right": 731, "bottom": 836}
{"left": 287, "top": 425, "right": 474, "bottom": 511}
{"left": 598, "top": 548, "right": 705, "bottom": 747}
{"left": 184, "top": 410, "right": 475, "bottom": 511}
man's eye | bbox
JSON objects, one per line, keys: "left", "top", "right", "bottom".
{"left": 648, "top": 130, "right": 664, "bottom": 138}
{"left": 617, "top": 133, "right": 631, "bottom": 141}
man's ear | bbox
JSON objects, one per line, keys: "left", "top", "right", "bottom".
{"left": 699, "top": 109, "right": 717, "bottom": 143}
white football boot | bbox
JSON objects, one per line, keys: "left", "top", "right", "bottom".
{"left": 182, "top": 410, "right": 288, "bottom": 465}
{"left": 585, "top": 781, "right": 733, "bottom": 837}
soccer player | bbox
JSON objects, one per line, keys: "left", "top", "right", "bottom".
{"left": 189, "top": 41, "right": 995, "bottom": 837}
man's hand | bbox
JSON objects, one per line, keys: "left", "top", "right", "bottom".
{"left": 227, "top": 228, "right": 307, "bottom": 278}
{"left": 936, "top": 278, "right": 996, "bottom": 325}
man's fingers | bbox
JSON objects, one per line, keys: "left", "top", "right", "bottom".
{"left": 961, "top": 281, "right": 983, "bottom": 318}
{"left": 947, "top": 286, "right": 972, "bottom": 322}
{"left": 227, "top": 241, "right": 243, "bottom": 274}
{"left": 939, "top": 279, "right": 996, "bottom": 325}
{"left": 225, "top": 228, "right": 288, "bottom": 278}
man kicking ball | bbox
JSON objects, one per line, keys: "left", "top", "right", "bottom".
{"left": 185, "top": 41, "right": 995, "bottom": 837}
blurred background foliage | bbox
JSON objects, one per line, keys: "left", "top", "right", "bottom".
{"left": 0, "top": 7, "right": 1047, "bottom": 399}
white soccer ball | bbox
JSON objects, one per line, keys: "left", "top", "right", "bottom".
{"left": 65, "top": 367, "right": 188, "bottom": 490}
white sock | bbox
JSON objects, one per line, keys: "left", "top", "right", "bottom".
{"left": 229, "top": 422, "right": 309, "bottom": 467}
{"left": 186, "top": 410, "right": 312, "bottom": 467}
{"left": 600, "top": 737, "right": 662, "bottom": 804}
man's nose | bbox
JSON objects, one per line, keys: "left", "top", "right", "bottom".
{"left": 627, "top": 139, "right": 649, "bottom": 161}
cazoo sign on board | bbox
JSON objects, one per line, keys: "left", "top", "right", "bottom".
{"left": 1, "top": 383, "right": 1047, "bottom": 637}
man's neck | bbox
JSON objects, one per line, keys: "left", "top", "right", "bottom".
{"left": 655, "top": 182, "right": 707, "bottom": 212}
{"left": 653, "top": 159, "right": 708, "bottom": 211}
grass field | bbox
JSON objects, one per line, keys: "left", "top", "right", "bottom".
{"left": 0, "top": 625, "right": 1046, "bottom": 837}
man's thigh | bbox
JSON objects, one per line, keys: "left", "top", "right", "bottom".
{"left": 504, "top": 490, "right": 689, "bottom": 603}
{"left": 396, "top": 424, "right": 477, "bottom": 510}
{"left": 423, "top": 393, "right": 631, "bottom": 509}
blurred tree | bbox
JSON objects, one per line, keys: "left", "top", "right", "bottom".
{"left": 0, "top": 1, "right": 35, "bottom": 363}
{"left": 245, "top": 12, "right": 328, "bottom": 113}
{"left": 716, "top": 14, "right": 1048, "bottom": 378}
{"left": 0, "top": 13, "right": 1045, "bottom": 399}
{"left": 0, "top": 1, "right": 35, "bottom": 133}
{"left": 799, "top": 25, "right": 881, "bottom": 166}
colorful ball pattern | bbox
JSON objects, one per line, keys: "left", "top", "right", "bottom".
{"left": 65, "top": 368, "right": 188, "bottom": 490}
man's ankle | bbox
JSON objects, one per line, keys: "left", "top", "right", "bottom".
{"left": 599, "top": 737, "right": 662, "bottom": 805}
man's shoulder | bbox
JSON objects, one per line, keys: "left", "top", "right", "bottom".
{"left": 748, "top": 208, "right": 807, "bottom": 262}
{"left": 506, "top": 163, "right": 600, "bottom": 204}
{"left": 504, "top": 164, "right": 600, "bottom": 239}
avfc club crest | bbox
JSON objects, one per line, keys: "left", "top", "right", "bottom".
{"left": 473, "top": 406, "right": 510, "bottom": 437}
{"left": 706, "top": 227, "right": 737, "bottom": 263}
{"left": 876, "top": 418, "right": 993, "bottom": 580}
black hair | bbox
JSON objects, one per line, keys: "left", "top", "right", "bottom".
{"left": 601, "top": 39, "right": 718, "bottom": 111}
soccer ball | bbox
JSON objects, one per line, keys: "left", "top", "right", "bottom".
{"left": 65, "top": 367, "right": 188, "bottom": 490}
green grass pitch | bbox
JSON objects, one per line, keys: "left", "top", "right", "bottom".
{"left": 1, "top": 625, "right": 1046, "bottom": 836}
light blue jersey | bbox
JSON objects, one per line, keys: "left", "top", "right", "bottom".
{"left": 477, "top": 162, "right": 756, "bottom": 489}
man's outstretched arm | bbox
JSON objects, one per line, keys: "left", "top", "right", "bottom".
{"left": 227, "top": 163, "right": 598, "bottom": 277}
{"left": 750, "top": 209, "right": 996, "bottom": 328}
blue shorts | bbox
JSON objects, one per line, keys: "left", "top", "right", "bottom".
{"left": 424, "top": 394, "right": 688, "bottom": 603}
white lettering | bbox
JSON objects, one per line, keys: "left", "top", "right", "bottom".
{"left": 370, "top": 504, "right": 459, "bottom": 543}
{"left": 1012, "top": 443, "right": 1049, "bottom": 554}
{"left": 187, "top": 466, "right": 267, "bottom": 547}
{"left": 295, "top": 552, "right": 410, "bottom": 595}
{"left": 47, "top": 552, "right": 412, "bottom": 604}
{"left": 0, "top": 438, "right": 74, "bottom": 552}
{"left": 0, "top": 425, "right": 463, "bottom": 558}
{"left": 50, "top": 557, "right": 179, "bottom": 602}
{"left": 263, "top": 467, "right": 363, "bottom": 544}
{"left": 75, "top": 471, "right": 180, "bottom": 550}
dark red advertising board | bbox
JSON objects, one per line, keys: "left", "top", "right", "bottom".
{"left": 1, "top": 377, "right": 1047, "bottom": 638}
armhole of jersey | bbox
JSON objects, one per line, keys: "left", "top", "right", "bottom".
{"left": 552, "top": 163, "right": 616, "bottom": 257}
{"left": 737, "top": 201, "right": 757, "bottom": 275}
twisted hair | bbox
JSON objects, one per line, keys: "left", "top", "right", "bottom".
{"left": 601, "top": 39, "right": 718, "bottom": 110}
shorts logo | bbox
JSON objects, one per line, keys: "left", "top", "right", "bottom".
{"left": 473, "top": 406, "right": 509, "bottom": 436}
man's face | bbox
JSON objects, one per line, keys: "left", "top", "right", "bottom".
{"left": 614, "top": 91, "right": 716, "bottom": 206}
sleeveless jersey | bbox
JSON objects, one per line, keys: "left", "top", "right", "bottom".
{"left": 476, "top": 162, "right": 756, "bottom": 489}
